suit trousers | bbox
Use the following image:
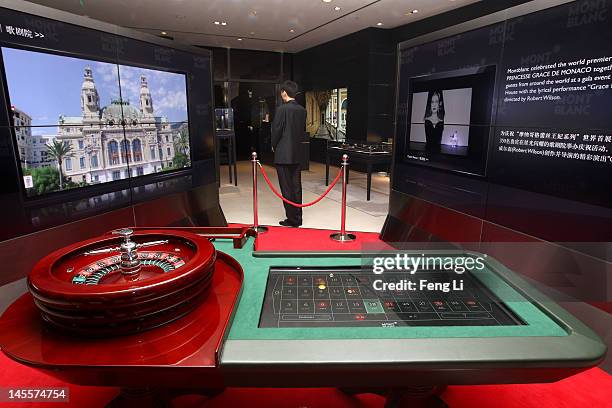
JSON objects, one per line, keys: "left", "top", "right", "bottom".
{"left": 275, "top": 164, "right": 302, "bottom": 225}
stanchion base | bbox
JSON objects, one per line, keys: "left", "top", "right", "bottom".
{"left": 253, "top": 226, "right": 269, "bottom": 234}
{"left": 330, "top": 232, "right": 356, "bottom": 242}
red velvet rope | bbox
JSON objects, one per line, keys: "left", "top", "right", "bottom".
{"left": 258, "top": 162, "right": 343, "bottom": 208}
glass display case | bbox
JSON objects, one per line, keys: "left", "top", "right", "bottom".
{"left": 327, "top": 140, "right": 392, "bottom": 154}
{"left": 325, "top": 140, "right": 392, "bottom": 201}
{"left": 215, "top": 108, "right": 234, "bottom": 131}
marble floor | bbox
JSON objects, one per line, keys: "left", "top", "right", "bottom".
{"left": 218, "top": 161, "right": 390, "bottom": 233}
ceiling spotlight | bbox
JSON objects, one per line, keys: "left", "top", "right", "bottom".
{"left": 221, "top": 22, "right": 227, "bottom": 26}
{"left": 411, "top": 9, "right": 419, "bottom": 14}
{"left": 160, "top": 31, "right": 167, "bottom": 35}
{"left": 237, "top": 38, "right": 243, "bottom": 41}
{"left": 289, "top": 29, "right": 295, "bottom": 33}
{"left": 322, "top": 0, "right": 333, "bottom": 3}
{"left": 214, "top": 21, "right": 220, "bottom": 25}
{"left": 334, "top": 6, "right": 341, "bottom": 11}
{"left": 250, "top": 31, "right": 255, "bottom": 35}
{"left": 376, "top": 22, "right": 383, "bottom": 26}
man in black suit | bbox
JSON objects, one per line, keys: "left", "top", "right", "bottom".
{"left": 271, "top": 80, "right": 306, "bottom": 227}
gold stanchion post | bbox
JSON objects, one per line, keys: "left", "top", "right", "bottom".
{"left": 330, "top": 154, "right": 356, "bottom": 242}
{"left": 251, "top": 152, "right": 268, "bottom": 234}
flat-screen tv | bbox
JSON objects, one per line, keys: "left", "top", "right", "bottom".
{"left": 1, "top": 46, "right": 191, "bottom": 198}
{"left": 403, "top": 66, "right": 496, "bottom": 176}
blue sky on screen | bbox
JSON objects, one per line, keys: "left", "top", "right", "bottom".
{"left": 118, "top": 64, "right": 188, "bottom": 123}
{"left": 1, "top": 47, "right": 188, "bottom": 131}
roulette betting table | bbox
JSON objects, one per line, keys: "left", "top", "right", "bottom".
{"left": 0, "top": 227, "right": 606, "bottom": 407}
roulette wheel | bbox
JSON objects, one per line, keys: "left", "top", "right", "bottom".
{"left": 27, "top": 228, "right": 217, "bottom": 336}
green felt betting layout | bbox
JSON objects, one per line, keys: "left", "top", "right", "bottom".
{"left": 214, "top": 238, "right": 567, "bottom": 340}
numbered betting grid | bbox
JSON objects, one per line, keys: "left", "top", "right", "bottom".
{"left": 259, "top": 267, "right": 523, "bottom": 328}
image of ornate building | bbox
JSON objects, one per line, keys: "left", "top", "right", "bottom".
{"left": 12, "top": 107, "right": 55, "bottom": 169}
{"left": 57, "top": 67, "right": 188, "bottom": 184}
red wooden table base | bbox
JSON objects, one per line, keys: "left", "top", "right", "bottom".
{"left": 0, "top": 251, "right": 243, "bottom": 401}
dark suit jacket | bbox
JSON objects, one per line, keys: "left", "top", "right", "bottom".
{"left": 271, "top": 100, "right": 306, "bottom": 164}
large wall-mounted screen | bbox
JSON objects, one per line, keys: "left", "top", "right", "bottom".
{"left": 0, "top": 5, "right": 214, "bottom": 243}
{"left": 2, "top": 47, "right": 191, "bottom": 198}
{"left": 403, "top": 66, "right": 496, "bottom": 176}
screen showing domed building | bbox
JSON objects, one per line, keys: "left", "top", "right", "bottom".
{"left": 1, "top": 47, "right": 190, "bottom": 198}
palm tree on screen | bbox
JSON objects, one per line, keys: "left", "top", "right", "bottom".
{"left": 46, "top": 139, "right": 74, "bottom": 190}
{"left": 175, "top": 128, "right": 189, "bottom": 155}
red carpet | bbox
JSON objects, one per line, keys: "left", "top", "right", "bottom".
{"left": 253, "top": 226, "right": 393, "bottom": 252}
{"left": 0, "top": 226, "right": 610, "bottom": 407}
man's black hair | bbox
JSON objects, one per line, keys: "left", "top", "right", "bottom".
{"left": 280, "top": 80, "right": 298, "bottom": 98}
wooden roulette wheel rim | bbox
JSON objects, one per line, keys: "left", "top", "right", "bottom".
{"left": 27, "top": 228, "right": 216, "bottom": 336}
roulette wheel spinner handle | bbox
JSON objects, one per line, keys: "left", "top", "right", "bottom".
{"left": 112, "top": 228, "right": 142, "bottom": 278}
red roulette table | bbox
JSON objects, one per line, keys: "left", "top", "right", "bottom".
{"left": 0, "top": 226, "right": 606, "bottom": 408}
